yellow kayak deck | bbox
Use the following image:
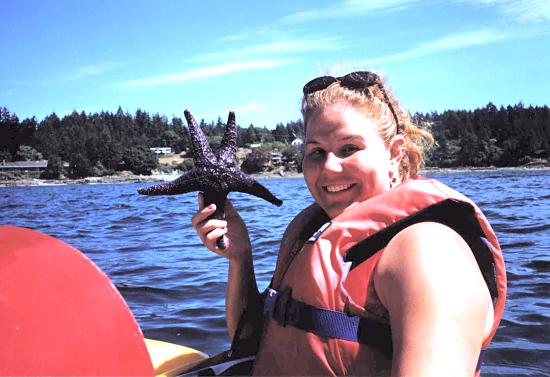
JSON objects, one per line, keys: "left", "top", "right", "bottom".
{"left": 145, "top": 338, "right": 209, "bottom": 376}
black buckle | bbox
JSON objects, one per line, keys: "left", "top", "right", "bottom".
{"left": 273, "top": 287, "right": 291, "bottom": 326}
{"left": 263, "top": 286, "right": 300, "bottom": 327}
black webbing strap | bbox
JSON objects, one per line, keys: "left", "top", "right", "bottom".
{"left": 263, "top": 286, "right": 486, "bottom": 371}
{"left": 344, "top": 199, "right": 482, "bottom": 269}
{"left": 263, "top": 287, "right": 392, "bottom": 354}
{"left": 342, "top": 199, "right": 498, "bottom": 302}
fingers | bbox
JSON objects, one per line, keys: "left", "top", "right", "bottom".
{"left": 192, "top": 195, "right": 249, "bottom": 257}
{"left": 194, "top": 216, "right": 228, "bottom": 252}
{"left": 204, "top": 228, "right": 228, "bottom": 251}
{"left": 199, "top": 217, "right": 227, "bottom": 236}
{"left": 192, "top": 207, "right": 226, "bottom": 239}
{"left": 191, "top": 198, "right": 215, "bottom": 229}
{"left": 192, "top": 197, "right": 228, "bottom": 252}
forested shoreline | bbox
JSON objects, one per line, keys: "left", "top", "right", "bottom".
{"left": 1, "top": 102, "right": 549, "bottom": 180}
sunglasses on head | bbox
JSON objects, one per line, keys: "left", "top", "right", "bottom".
{"left": 302, "top": 71, "right": 401, "bottom": 133}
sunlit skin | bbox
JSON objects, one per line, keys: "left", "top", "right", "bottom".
{"left": 303, "top": 103, "right": 404, "bottom": 219}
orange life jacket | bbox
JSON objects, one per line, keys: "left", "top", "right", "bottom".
{"left": 253, "top": 176, "right": 507, "bottom": 376}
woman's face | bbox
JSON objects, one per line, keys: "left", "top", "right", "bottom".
{"left": 303, "top": 103, "right": 401, "bottom": 219}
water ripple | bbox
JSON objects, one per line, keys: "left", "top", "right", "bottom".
{"left": 1, "top": 171, "right": 549, "bottom": 375}
{"left": 524, "top": 260, "right": 550, "bottom": 273}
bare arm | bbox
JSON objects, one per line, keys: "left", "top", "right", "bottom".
{"left": 191, "top": 193, "right": 261, "bottom": 340}
{"left": 374, "top": 222, "right": 494, "bottom": 377}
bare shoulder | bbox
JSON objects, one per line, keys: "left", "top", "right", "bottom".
{"left": 376, "top": 221, "right": 485, "bottom": 282}
{"left": 374, "top": 221, "right": 494, "bottom": 375}
{"left": 374, "top": 221, "right": 492, "bottom": 311}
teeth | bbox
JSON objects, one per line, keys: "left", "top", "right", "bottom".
{"left": 325, "top": 184, "right": 353, "bottom": 193}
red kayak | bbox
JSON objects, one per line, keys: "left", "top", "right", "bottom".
{"left": 0, "top": 225, "right": 207, "bottom": 376}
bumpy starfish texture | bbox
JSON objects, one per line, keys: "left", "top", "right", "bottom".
{"left": 138, "top": 110, "right": 283, "bottom": 246}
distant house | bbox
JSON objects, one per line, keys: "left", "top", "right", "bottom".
{"left": 271, "top": 151, "right": 283, "bottom": 166}
{"left": 149, "top": 147, "right": 172, "bottom": 155}
{"left": 0, "top": 160, "right": 48, "bottom": 172}
{"left": 0, "top": 160, "right": 70, "bottom": 172}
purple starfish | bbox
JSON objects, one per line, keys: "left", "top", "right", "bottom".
{"left": 138, "top": 110, "right": 283, "bottom": 247}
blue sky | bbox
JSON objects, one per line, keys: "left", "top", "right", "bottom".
{"left": 2, "top": 0, "right": 549, "bottom": 128}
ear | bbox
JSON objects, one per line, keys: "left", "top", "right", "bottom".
{"left": 388, "top": 135, "right": 405, "bottom": 165}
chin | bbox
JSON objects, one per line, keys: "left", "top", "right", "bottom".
{"left": 324, "top": 202, "right": 358, "bottom": 219}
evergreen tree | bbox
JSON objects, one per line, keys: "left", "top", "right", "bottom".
{"left": 0, "top": 107, "right": 21, "bottom": 159}
{"left": 14, "top": 145, "right": 43, "bottom": 161}
{"left": 122, "top": 146, "right": 158, "bottom": 175}
{"left": 68, "top": 153, "right": 93, "bottom": 178}
{"left": 272, "top": 123, "right": 289, "bottom": 143}
{"left": 241, "top": 147, "right": 270, "bottom": 173}
{"left": 40, "top": 155, "right": 64, "bottom": 179}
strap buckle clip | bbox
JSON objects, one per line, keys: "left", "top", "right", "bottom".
{"left": 263, "top": 287, "right": 296, "bottom": 327}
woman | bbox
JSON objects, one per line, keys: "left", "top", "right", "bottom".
{"left": 192, "top": 71, "right": 506, "bottom": 376}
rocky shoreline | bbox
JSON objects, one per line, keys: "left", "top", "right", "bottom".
{"left": 0, "top": 169, "right": 305, "bottom": 187}
{"left": 1, "top": 165, "right": 548, "bottom": 188}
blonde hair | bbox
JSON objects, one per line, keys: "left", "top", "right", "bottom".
{"left": 301, "top": 77, "right": 433, "bottom": 180}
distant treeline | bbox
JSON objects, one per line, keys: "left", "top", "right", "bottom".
{"left": 1, "top": 102, "right": 549, "bottom": 178}
{"left": 416, "top": 102, "right": 549, "bottom": 167}
{"left": 0, "top": 106, "right": 305, "bottom": 178}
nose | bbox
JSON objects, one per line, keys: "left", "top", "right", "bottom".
{"left": 323, "top": 152, "right": 343, "bottom": 173}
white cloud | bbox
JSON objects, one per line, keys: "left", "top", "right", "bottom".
{"left": 282, "top": 0, "right": 420, "bottom": 23}
{"left": 234, "top": 102, "right": 264, "bottom": 113}
{"left": 61, "top": 62, "right": 122, "bottom": 81}
{"left": 460, "top": 0, "right": 550, "bottom": 24}
{"left": 40, "top": 62, "right": 123, "bottom": 86}
{"left": 116, "top": 59, "right": 296, "bottom": 89}
{"left": 190, "top": 36, "right": 344, "bottom": 63}
{"left": 218, "top": 29, "right": 288, "bottom": 43}
{"left": 364, "top": 27, "right": 513, "bottom": 66}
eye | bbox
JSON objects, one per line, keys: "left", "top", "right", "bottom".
{"left": 340, "top": 144, "right": 360, "bottom": 157}
{"left": 306, "top": 147, "right": 325, "bottom": 160}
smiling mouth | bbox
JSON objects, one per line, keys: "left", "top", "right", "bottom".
{"left": 323, "top": 183, "right": 355, "bottom": 193}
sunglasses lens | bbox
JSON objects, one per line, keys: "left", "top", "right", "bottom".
{"left": 303, "top": 76, "right": 338, "bottom": 95}
{"left": 340, "top": 71, "right": 378, "bottom": 89}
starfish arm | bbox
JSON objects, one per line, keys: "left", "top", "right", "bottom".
{"left": 137, "top": 169, "right": 207, "bottom": 195}
{"left": 184, "top": 109, "right": 217, "bottom": 166}
{"left": 240, "top": 181, "right": 283, "bottom": 207}
{"left": 218, "top": 111, "right": 237, "bottom": 166}
{"left": 231, "top": 171, "right": 283, "bottom": 207}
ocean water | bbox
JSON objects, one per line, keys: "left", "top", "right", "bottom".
{"left": 1, "top": 169, "right": 549, "bottom": 376}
